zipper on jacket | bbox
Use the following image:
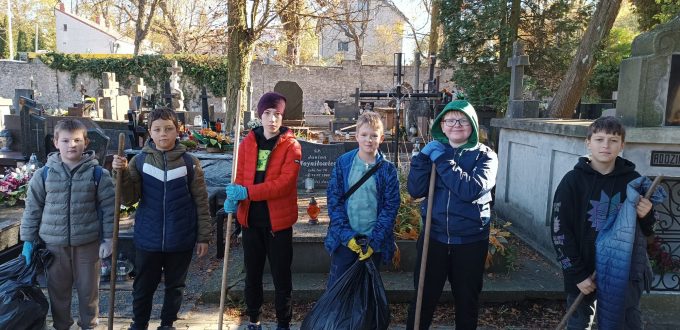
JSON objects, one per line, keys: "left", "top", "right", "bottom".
{"left": 162, "top": 152, "right": 167, "bottom": 251}
{"left": 66, "top": 166, "right": 73, "bottom": 246}
{"left": 446, "top": 190, "right": 451, "bottom": 244}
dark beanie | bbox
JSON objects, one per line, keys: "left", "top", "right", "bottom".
{"left": 257, "top": 92, "right": 287, "bottom": 118}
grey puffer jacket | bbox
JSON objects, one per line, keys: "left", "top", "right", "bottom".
{"left": 20, "top": 151, "right": 115, "bottom": 246}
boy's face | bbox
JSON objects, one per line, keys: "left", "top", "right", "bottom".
{"left": 355, "top": 123, "right": 384, "bottom": 156}
{"left": 149, "top": 118, "right": 179, "bottom": 151}
{"left": 440, "top": 111, "right": 472, "bottom": 146}
{"left": 586, "top": 131, "right": 624, "bottom": 165}
{"left": 54, "top": 130, "right": 88, "bottom": 164}
{"left": 260, "top": 108, "right": 283, "bottom": 139}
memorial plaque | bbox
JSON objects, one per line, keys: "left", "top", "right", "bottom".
{"left": 297, "top": 140, "right": 345, "bottom": 189}
{"left": 651, "top": 151, "right": 680, "bottom": 167}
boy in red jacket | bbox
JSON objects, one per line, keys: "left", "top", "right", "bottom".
{"left": 224, "top": 92, "right": 302, "bottom": 330}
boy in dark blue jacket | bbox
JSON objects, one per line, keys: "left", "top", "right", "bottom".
{"left": 406, "top": 100, "right": 498, "bottom": 330}
{"left": 324, "top": 111, "right": 400, "bottom": 288}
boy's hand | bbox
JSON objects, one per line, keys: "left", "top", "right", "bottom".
{"left": 226, "top": 184, "right": 248, "bottom": 201}
{"left": 112, "top": 155, "right": 128, "bottom": 170}
{"left": 99, "top": 239, "right": 113, "bottom": 259}
{"left": 223, "top": 199, "right": 238, "bottom": 214}
{"left": 421, "top": 141, "right": 445, "bottom": 162}
{"left": 21, "top": 242, "right": 33, "bottom": 265}
{"left": 347, "top": 238, "right": 363, "bottom": 254}
{"left": 636, "top": 197, "right": 652, "bottom": 219}
{"left": 196, "top": 243, "right": 208, "bottom": 258}
{"left": 576, "top": 277, "right": 596, "bottom": 295}
{"left": 359, "top": 246, "right": 374, "bottom": 261}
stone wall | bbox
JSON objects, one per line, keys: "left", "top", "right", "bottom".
{"left": 0, "top": 58, "right": 454, "bottom": 117}
{"left": 491, "top": 118, "right": 680, "bottom": 262}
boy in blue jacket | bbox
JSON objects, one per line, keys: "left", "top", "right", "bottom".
{"left": 406, "top": 100, "right": 498, "bottom": 330}
{"left": 324, "top": 111, "right": 400, "bottom": 288}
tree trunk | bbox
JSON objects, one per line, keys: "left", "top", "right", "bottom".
{"left": 428, "top": 0, "right": 440, "bottom": 57}
{"left": 225, "top": 0, "right": 254, "bottom": 132}
{"left": 133, "top": 0, "right": 160, "bottom": 55}
{"left": 499, "top": 0, "right": 521, "bottom": 72}
{"left": 279, "top": 0, "right": 302, "bottom": 65}
{"left": 547, "top": 0, "right": 622, "bottom": 118}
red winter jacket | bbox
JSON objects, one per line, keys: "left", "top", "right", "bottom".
{"left": 235, "top": 129, "right": 302, "bottom": 232}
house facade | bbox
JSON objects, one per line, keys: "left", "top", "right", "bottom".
{"left": 318, "top": 0, "right": 406, "bottom": 65}
{"left": 54, "top": 3, "right": 136, "bottom": 54}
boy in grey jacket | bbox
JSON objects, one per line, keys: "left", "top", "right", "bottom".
{"left": 20, "top": 119, "right": 115, "bottom": 330}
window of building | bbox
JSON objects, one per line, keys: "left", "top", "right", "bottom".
{"left": 63, "top": 24, "right": 68, "bottom": 31}
{"left": 338, "top": 41, "right": 349, "bottom": 52}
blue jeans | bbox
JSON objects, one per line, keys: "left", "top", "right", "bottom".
{"left": 327, "top": 244, "right": 381, "bottom": 289}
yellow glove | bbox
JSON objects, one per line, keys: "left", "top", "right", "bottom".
{"left": 347, "top": 238, "right": 363, "bottom": 254}
{"left": 358, "top": 246, "right": 374, "bottom": 261}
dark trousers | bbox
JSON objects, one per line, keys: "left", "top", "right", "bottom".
{"left": 243, "top": 226, "right": 293, "bottom": 327}
{"left": 406, "top": 238, "right": 488, "bottom": 330}
{"left": 131, "top": 249, "right": 193, "bottom": 329}
{"left": 327, "top": 244, "right": 382, "bottom": 289}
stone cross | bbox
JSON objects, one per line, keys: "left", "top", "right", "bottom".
{"left": 101, "top": 72, "right": 119, "bottom": 98}
{"left": 167, "top": 60, "right": 183, "bottom": 91}
{"left": 133, "top": 77, "right": 146, "bottom": 97}
{"left": 166, "top": 60, "right": 185, "bottom": 111}
{"left": 507, "top": 41, "right": 530, "bottom": 101}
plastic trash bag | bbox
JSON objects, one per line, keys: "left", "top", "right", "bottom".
{"left": 301, "top": 258, "right": 390, "bottom": 330}
{"left": 0, "top": 245, "right": 52, "bottom": 330}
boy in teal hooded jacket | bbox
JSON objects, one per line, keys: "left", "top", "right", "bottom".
{"left": 406, "top": 100, "right": 498, "bottom": 330}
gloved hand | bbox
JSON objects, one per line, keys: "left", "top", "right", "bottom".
{"left": 359, "top": 246, "right": 374, "bottom": 261}
{"left": 99, "top": 239, "right": 113, "bottom": 259}
{"left": 421, "top": 141, "right": 446, "bottom": 162}
{"left": 226, "top": 184, "right": 248, "bottom": 201}
{"left": 224, "top": 199, "right": 238, "bottom": 214}
{"left": 347, "top": 237, "right": 363, "bottom": 254}
{"left": 21, "top": 241, "right": 33, "bottom": 265}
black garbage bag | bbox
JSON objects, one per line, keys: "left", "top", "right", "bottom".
{"left": 301, "top": 258, "right": 390, "bottom": 330}
{"left": 0, "top": 245, "right": 52, "bottom": 330}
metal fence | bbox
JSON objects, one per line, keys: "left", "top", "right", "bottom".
{"left": 651, "top": 177, "right": 680, "bottom": 291}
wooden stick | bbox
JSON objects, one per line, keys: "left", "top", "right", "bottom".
{"left": 107, "top": 133, "right": 125, "bottom": 330}
{"left": 555, "top": 175, "right": 664, "bottom": 330}
{"left": 218, "top": 90, "right": 243, "bottom": 330}
{"left": 413, "top": 163, "right": 437, "bottom": 329}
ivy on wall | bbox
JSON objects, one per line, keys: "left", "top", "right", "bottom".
{"left": 39, "top": 53, "right": 229, "bottom": 97}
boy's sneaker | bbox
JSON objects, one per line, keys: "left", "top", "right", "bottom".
{"left": 128, "top": 324, "right": 147, "bottom": 330}
{"left": 157, "top": 326, "right": 176, "bottom": 330}
{"left": 247, "top": 323, "right": 262, "bottom": 330}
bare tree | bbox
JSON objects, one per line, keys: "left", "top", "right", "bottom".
{"left": 277, "top": 0, "right": 305, "bottom": 65}
{"left": 153, "top": 0, "right": 229, "bottom": 54}
{"left": 547, "top": 0, "right": 622, "bottom": 118}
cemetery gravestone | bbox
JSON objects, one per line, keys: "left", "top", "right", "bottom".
{"left": 19, "top": 97, "right": 48, "bottom": 162}
{"left": 274, "top": 81, "right": 304, "bottom": 125}
{"left": 506, "top": 41, "right": 539, "bottom": 118}
{"left": 99, "top": 72, "right": 130, "bottom": 121}
{"left": 167, "top": 60, "right": 185, "bottom": 111}
{"left": 13, "top": 89, "right": 34, "bottom": 115}
{"left": 297, "top": 140, "right": 345, "bottom": 189}
{"left": 618, "top": 16, "right": 680, "bottom": 127}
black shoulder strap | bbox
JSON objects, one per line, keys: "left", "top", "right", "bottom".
{"left": 342, "top": 161, "right": 383, "bottom": 201}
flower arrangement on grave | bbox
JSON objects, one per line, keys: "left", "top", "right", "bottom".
{"left": 191, "top": 128, "right": 232, "bottom": 151}
{"left": 0, "top": 166, "right": 35, "bottom": 206}
{"left": 647, "top": 236, "right": 680, "bottom": 275}
{"left": 246, "top": 118, "right": 262, "bottom": 129}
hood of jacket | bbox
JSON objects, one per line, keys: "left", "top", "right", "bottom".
{"left": 574, "top": 155, "right": 636, "bottom": 177}
{"left": 431, "top": 100, "right": 479, "bottom": 151}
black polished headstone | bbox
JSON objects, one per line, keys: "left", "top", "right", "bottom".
{"left": 297, "top": 140, "right": 345, "bottom": 189}
{"left": 274, "top": 81, "right": 304, "bottom": 120}
{"left": 201, "top": 87, "right": 210, "bottom": 124}
{"left": 333, "top": 103, "right": 359, "bottom": 121}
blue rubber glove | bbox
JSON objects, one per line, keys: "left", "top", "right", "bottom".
{"left": 421, "top": 141, "right": 446, "bottom": 162}
{"left": 226, "top": 184, "right": 248, "bottom": 201}
{"left": 223, "top": 199, "right": 238, "bottom": 214}
{"left": 22, "top": 241, "right": 33, "bottom": 266}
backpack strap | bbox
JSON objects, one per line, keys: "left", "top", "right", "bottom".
{"left": 182, "top": 153, "right": 194, "bottom": 185}
{"left": 93, "top": 165, "right": 102, "bottom": 187}
{"left": 41, "top": 166, "right": 50, "bottom": 184}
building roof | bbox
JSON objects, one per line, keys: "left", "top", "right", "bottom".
{"left": 55, "top": 5, "right": 135, "bottom": 44}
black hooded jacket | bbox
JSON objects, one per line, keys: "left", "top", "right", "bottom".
{"left": 550, "top": 156, "right": 656, "bottom": 293}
